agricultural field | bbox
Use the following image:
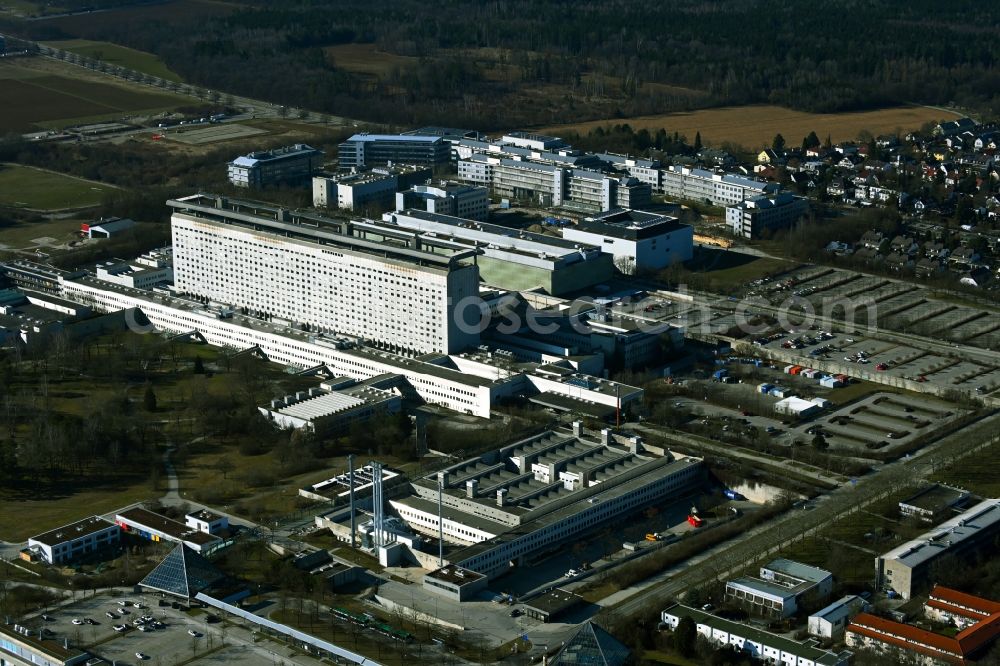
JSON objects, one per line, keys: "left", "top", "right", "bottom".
{"left": 540, "top": 104, "right": 962, "bottom": 150}
{"left": 42, "top": 38, "right": 183, "bottom": 82}
{"left": 0, "top": 57, "right": 189, "bottom": 132}
{"left": 0, "top": 163, "right": 115, "bottom": 210}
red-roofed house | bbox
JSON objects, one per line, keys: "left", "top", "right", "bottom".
{"left": 846, "top": 589, "right": 1000, "bottom": 665}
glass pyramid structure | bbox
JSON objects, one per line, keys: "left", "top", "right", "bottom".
{"left": 139, "top": 543, "right": 226, "bottom": 598}
{"left": 550, "top": 622, "right": 632, "bottom": 666}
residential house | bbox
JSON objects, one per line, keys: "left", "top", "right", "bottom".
{"left": 827, "top": 177, "right": 854, "bottom": 200}
{"left": 922, "top": 241, "right": 949, "bottom": 259}
{"left": 950, "top": 245, "right": 982, "bottom": 268}
{"left": 757, "top": 148, "right": 780, "bottom": 165}
{"left": 860, "top": 230, "right": 887, "bottom": 250}
{"left": 934, "top": 117, "right": 978, "bottom": 137}
{"left": 837, "top": 154, "right": 864, "bottom": 170}
{"left": 884, "top": 252, "right": 913, "bottom": 271}
{"left": 960, "top": 266, "right": 991, "bottom": 288}
{"left": 915, "top": 258, "right": 944, "bottom": 277}
{"left": 889, "top": 235, "right": 918, "bottom": 256}
{"left": 975, "top": 131, "right": 1000, "bottom": 151}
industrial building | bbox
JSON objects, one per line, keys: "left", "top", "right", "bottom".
{"left": 659, "top": 165, "right": 779, "bottom": 204}
{"left": 382, "top": 209, "right": 614, "bottom": 295}
{"left": 563, "top": 209, "right": 693, "bottom": 273}
{"left": 0, "top": 622, "right": 90, "bottom": 666}
{"left": 81, "top": 216, "right": 136, "bottom": 238}
{"left": 115, "top": 507, "right": 223, "bottom": 553}
{"left": 724, "top": 559, "right": 833, "bottom": 619}
{"left": 23, "top": 516, "right": 120, "bottom": 565}
{"left": 259, "top": 377, "right": 401, "bottom": 435}
{"left": 808, "top": 595, "right": 867, "bottom": 639}
{"left": 227, "top": 144, "right": 323, "bottom": 189}
{"left": 312, "top": 165, "right": 433, "bottom": 211}
{"left": 725, "top": 193, "right": 810, "bottom": 239}
{"left": 337, "top": 133, "right": 450, "bottom": 169}
{"left": 395, "top": 182, "right": 490, "bottom": 221}
{"left": 662, "top": 604, "right": 851, "bottom": 666}
{"left": 168, "top": 193, "right": 481, "bottom": 355}
{"left": 387, "top": 423, "right": 704, "bottom": 579}
{"left": 422, "top": 565, "right": 488, "bottom": 602}
{"left": 876, "top": 499, "right": 1000, "bottom": 599}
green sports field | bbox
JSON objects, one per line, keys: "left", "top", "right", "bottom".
{"left": 0, "top": 163, "right": 115, "bottom": 210}
{"left": 43, "top": 38, "right": 183, "bottom": 82}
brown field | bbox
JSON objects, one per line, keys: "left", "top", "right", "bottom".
{"left": 43, "top": 0, "right": 235, "bottom": 35}
{"left": 539, "top": 104, "right": 962, "bottom": 149}
{"left": 323, "top": 43, "right": 418, "bottom": 76}
{"left": 0, "top": 58, "right": 188, "bottom": 132}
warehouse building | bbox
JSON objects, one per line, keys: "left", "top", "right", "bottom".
{"left": 382, "top": 209, "right": 614, "bottom": 295}
{"left": 81, "top": 216, "right": 136, "bottom": 238}
{"left": 563, "top": 209, "right": 693, "bottom": 273}
{"left": 168, "top": 193, "right": 481, "bottom": 355}
{"left": 662, "top": 604, "right": 851, "bottom": 666}
{"left": 24, "top": 516, "right": 120, "bottom": 565}
{"left": 228, "top": 144, "right": 323, "bottom": 189}
{"left": 389, "top": 423, "right": 704, "bottom": 579}
{"left": 876, "top": 499, "right": 1000, "bottom": 599}
{"left": 337, "top": 133, "right": 450, "bottom": 169}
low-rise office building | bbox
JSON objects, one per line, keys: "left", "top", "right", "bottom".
{"left": 422, "top": 565, "right": 488, "bottom": 602}
{"left": 876, "top": 499, "right": 1000, "bottom": 599}
{"left": 312, "top": 165, "right": 433, "bottom": 211}
{"left": 726, "top": 193, "right": 810, "bottom": 239}
{"left": 115, "top": 507, "right": 223, "bottom": 553}
{"left": 808, "top": 595, "right": 867, "bottom": 639}
{"left": 395, "top": 182, "right": 489, "bottom": 221}
{"left": 662, "top": 604, "right": 851, "bottom": 666}
{"left": 389, "top": 423, "right": 704, "bottom": 579}
{"left": 564, "top": 209, "right": 693, "bottom": 274}
{"left": 899, "top": 484, "right": 970, "bottom": 523}
{"left": 338, "top": 133, "right": 450, "bottom": 169}
{"left": 185, "top": 510, "right": 229, "bottom": 536}
{"left": 228, "top": 144, "right": 323, "bottom": 188}
{"left": 94, "top": 248, "right": 173, "bottom": 289}
{"left": 0, "top": 623, "right": 90, "bottom": 666}
{"left": 725, "top": 559, "right": 833, "bottom": 619}
{"left": 24, "top": 516, "right": 120, "bottom": 565}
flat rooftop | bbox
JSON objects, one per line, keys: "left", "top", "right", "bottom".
{"left": 765, "top": 558, "right": 832, "bottom": 583}
{"left": 0, "top": 622, "right": 88, "bottom": 662}
{"left": 426, "top": 565, "right": 486, "bottom": 585}
{"left": 187, "top": 509, "right": 225, "bottom": 523}
{"left": 576, "top": 209, "right": 687, "bottom": 240}
{"left": 881, "top": 499, "right": 1000, "bottom": 569}
{"left": 168, "top": 193, "right": 478, "bottom": 271}
{"left": 523, "top": 588, "right": 583, "bottom": 616}
{"left": 900, "top": 484, "right": 968, "bottom": 512}
{"left": 664, "top": 604, "right": 846, "bottom": 665}
{"left": 728, "top": 576, "right": 810, "bottom": 600}
{"left": 116, "top": 507, "right": 221, "bottom": 546}
{"left": 29, "top": 516, "right": 116, "bottom": 546}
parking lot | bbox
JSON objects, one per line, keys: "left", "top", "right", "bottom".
{"left": 27, "top": 593, "right": 224, "bottom": 666}
{"left": 783, "top": 392, "right": 964, "bottom": 453}
{"left": 752, "top": 266, "right": 1000, "bottom": 349}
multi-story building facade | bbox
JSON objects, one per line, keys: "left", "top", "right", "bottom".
{"left": 660, "top": 165, "right": 778, "bottom": 204}
{"left": 337, "top": 134, "right": 450, "bottom": 169}
{"left": 0, "top": 623, "right": 90, "bottom": 666}
{"left": 595, "top": 153, "right": 661, "bottom": 190}
{"left": 24, "top": 516, "right": 120, "bottom": 565}
{"left": 168, "top": 194, "right": 480, "bottom": 355}
{"left": 312, "top": 165, "right": 433, "bottom": 211}
{"left": 564, "top": 209, "right": 693, "bottom": 273}
{"left": 725, "top": 559, "right": 833, "bottom": 619}
{"left": 726, "top": 193, "right": 810, "bottom": 239}
{"left": 227, "top": 144, "right": 323, "bottom": 188}
{"left": 395, "top": 182, "right": 490, "bottom": 221}
{"left": 876, "top": 499, "right": 1000, "bottom": 599}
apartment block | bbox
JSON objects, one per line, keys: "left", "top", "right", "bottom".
{"left": 726, "top": 193, "right": 810, "bottom": 239}
{"left": 227, "top": 144, "right": 323, "bottom": 188}
{"left": 337, "top": 134, "right": 450, "bottom": 169}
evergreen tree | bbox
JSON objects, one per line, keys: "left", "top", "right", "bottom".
{"left": 143, "top": 386, "right": 157, "bottom": 413}
{"left": 693, "top": 131, "right": 702, "bottom": 153}
{"left": 772, "top": 133, "right": 786, "bottom": 152}
{"left": 193, "top": 356, "right": 205, "bottom": 374}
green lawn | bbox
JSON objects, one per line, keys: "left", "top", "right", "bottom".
{"left": 43, "top": 39, "right": 183, "bottom": 82}
{"left": 678, "top": 249, "right": 794, "bottom": 291}
{"left": 0, "top": 164, "right": 115, "bottom": 210}
{"left": 932, "top": 437, "right": 1000, "bottom": 496}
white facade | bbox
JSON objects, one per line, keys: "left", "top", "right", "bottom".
{"left": 169, "top": 202, "right": 479, "bottom": 355}
{"left": 563, "top": 212, "right": 693, "bottom": 273}
{"left": 185, "top": 511, "right": 228, "bottom": 535}
{"left": 660, "top": 166, "right": 778, "bottom": 204}
{"left": 726, "top": 193, "right": 810, "bottom": 239}
{"left": 662, "top": 605, "right": 851, "bottom": 666}
{"left": 396, "top": 183, "right": 490, "bottom": 221}
{"left": 27, "top": 516, "right": 120, "bottom": 565}
{"left": 808, "top": 596, "right": 865, "bottom": 639}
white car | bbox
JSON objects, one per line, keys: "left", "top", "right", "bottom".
{"left": 565, "top": 569, "right": 580, "bottom": 577}
{"left": 133, "top": 603, "right": 144, "bottom": 609}
{"left": 71, "top": 619, "right": 83, "bottom": 625}
{"left": 118, "top": 600, "right": 130, "bottom": 606}
{"left": 135, "top": 652, "right": 148, "bottom": 660}
{"left": 105, "top": 612, "right": 117, "bottom": 619}
{"left": 113, "top": 625, "right": 127, "bottom": 632}
{"left": 188, "top": 630, "right": 201, "bottom": 637}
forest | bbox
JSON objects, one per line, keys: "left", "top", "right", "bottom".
{"left": 4, "top": 0, "right": 1000, "bottom": 130}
